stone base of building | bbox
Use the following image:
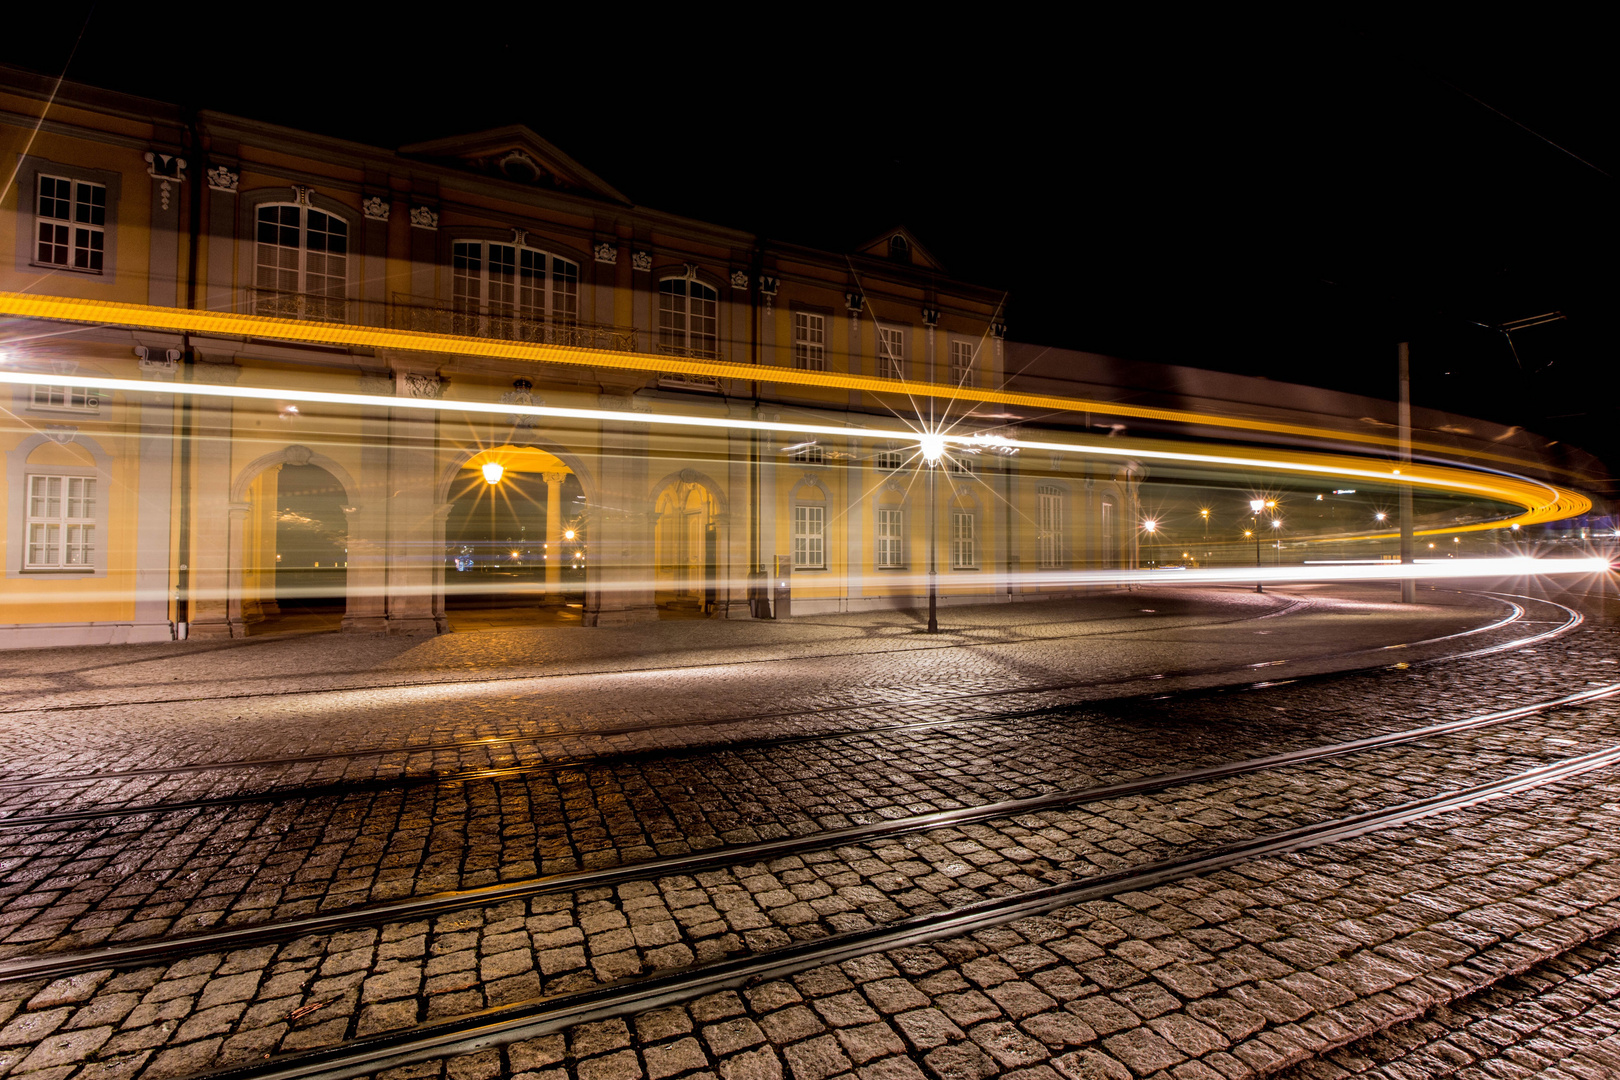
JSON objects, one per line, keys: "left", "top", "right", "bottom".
{"left": 384, "top": 615, "right": 442, "bottom": 634}
{"left": 340, "top": 614, "right": 389, "bottom": 633}
{"left": 0, "top": 621, "right": 176, "bottom": 650}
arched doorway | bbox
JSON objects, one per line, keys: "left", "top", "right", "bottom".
{"left": 261, "top": 463, "right": 350, "bottom": 633}
{"left": 442, "top": 446, "right": 585, "bottom": 627}
{"left": 654, "top": 476, "right": 720, "bottom": 613}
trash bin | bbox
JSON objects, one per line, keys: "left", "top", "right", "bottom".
{"left": 772, "top": 554, "right": 792, "bottom": 620}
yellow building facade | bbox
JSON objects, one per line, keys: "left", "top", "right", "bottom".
{"left": 0, "top": 65, "right": 1140, "bottom": 648}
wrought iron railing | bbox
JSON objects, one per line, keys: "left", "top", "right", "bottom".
{"left": 248, "top": 289, "right": 357, "bottom": 323}
{"left": 655, "top": 343, "right": 723, "bottom": 391}
{"left": 387, "top": 294, "right": 638, "bottom": 353}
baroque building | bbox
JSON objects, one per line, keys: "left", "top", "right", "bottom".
{"left": 0, "top": 65, "right": 1141, "bottom": 648}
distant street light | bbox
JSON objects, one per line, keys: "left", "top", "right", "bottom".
{"left": 1249, "top": 500, "right": 1265, "bottom": 593}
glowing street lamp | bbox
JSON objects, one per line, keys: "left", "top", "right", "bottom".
{"left": 919, "top": 433, "right": 945, "bottom": 634}
{"left": 481, "top": 461, "right": 504, "bottom": 485}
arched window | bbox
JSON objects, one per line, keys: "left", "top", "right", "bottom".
{"left": 255, "top": 203, "right": 349, "bottom": 319}
{"left": 659, "top": 276, "right": 718, "bottom": 358}
{"left": 889, "top": 234, "right": 909, "bottom": 261}
{"left": 452, "top": 241, "right": 578, "bottom": 338}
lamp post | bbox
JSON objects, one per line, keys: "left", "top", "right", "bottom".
{"left": 482, "top": 460, "right": 504, "bottom": 577}
{"left": 1271, "top": 517, "right": 1282, "bottom": 565}
{"left": 1143, "top": 518, "right": 1157, "bottom": 567}
{"left": 1249, "top": 499, "right": 1265, "bottom": 592}
{"left": 919, "top": 433, "right": 945, "bottom": 633}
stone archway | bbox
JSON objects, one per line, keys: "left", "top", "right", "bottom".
{"left": 437, "top": 443, "right": 595, "bottom": 627}
{"left": 226, "top": 444, "right": 361, "bottom": 637}
{"left": 650, "top": 468, "right": 731, "bottom": 616}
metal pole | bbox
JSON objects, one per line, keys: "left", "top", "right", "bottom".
{"left": 1398, "top": 342, "right": 1416, "bottom": 603}
{"left": 927, "top": 462, "right": 938, "bottom": 633}
{"left": 1254, "top": 516, "right": 1262, "bottom": 593}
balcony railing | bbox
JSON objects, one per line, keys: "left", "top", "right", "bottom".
{"left": 248, "top": 288, "right": 357, "bottom": 324}
{"left": 655, "top": 344, "right": 723, "bottom": 391}
{"left": 387, "top": 294, "right": 638, "bottom": 353}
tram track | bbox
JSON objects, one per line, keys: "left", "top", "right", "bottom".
{"left": 183, "top": 732, "right": 1620, "bottom": 1080}
{"left": 3, "top": 677, "right": 1613, "bottom": 987}
{"left": 0, "top": 590, "right": 1563, "bottom": 801}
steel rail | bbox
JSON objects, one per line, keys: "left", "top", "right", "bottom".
{"left": 3, "top": 676, "right": 1612, "bottom": 986}
{"left": 179, "top": 739, "right": 1620, "bottom": 1080}
{"left": 0, "top": 591, "right": 1550, "bottom": 795}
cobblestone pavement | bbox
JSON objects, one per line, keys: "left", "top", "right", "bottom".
{"left": 0, "top": 581, "right": 1616, "bottom": 1080}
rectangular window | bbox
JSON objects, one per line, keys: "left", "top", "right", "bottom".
{"left": 951, "top": 340, "right": 974, "bottom": 386}
{"left": 793, "top": 312, "right": 826, "bottom": 371}
{"left": 25, "top": 475, "right": 96, "bottom": 569}
{"left": 876, "top": 508, "right": 905, "bottom": 569}
{"left": 36, "top": 176, "right": 105, "bottom": 273}
{"left": 953, "top": 511, "right": 977, "bottom": 569}
{"left": 950, "top": 455, "right": 975, "bottom": 475}
{"left": 793, "top": 504, "right": 825, "bottom": 570}
{"left": 792, "top": 444, "right": 824, "bottom": 464}
{"left": 878, "top": 327, "right": 905, "bottom": 379}
{"left": 30, "top": 385, "right": 99, "bottom": 412}
{"left": 874, "top": 448, "right": 904, "bottom": 470}
{"left": 1037, "top": 485, "right": 1063, "bottom": 569}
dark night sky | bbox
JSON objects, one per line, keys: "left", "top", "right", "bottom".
{"left": 5, "top": 11, "right": 1616, "bottom": 487}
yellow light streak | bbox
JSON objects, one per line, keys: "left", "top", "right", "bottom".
{"left": 0, "top": 370, "right": 1589, "bottom": 533}
{"left": 0, "top": 291, "right": 1575, "bottom": 476}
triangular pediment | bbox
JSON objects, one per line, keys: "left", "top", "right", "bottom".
{"left": 398, "top": 125, "right": 630, "bottom": 204}
{"left": 856, "top": 225, "right": 944, "bottom": 270}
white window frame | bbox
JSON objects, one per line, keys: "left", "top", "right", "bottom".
{"left": 793, "top": 311, "right": 826, "bottom": 371}
{"left": 659, "top": 275, "right": 719, "bottom": 358}
{"left": 35, "top": 175, "right": 106, "bottom": 274}
{"left": 30, "top": 385, "right": 100, "bottom": 414}
{"left": 793, "top": 504, "right": 826, "bottom": 570}
{"left": 877, "top": 326, "right": 905, "bottom": 380}
{"left": 452, "top": 240, "right": 579, "bottom": 324}
{"left": 876, "top": 508, "right": 906, "bottom": 569}
{"left": 1037, "top": 485, "right": 1064, "bottom": 569}
{"left": 254, "top": 202, "right": 351, "bottom": 319}
{"left": 950, "top": 455, "right": 974, "bottom": 475}
{"left": 792, "top": 444, "right": 825, "bottom": 465}
{"left": 951, "top": 340, "right": 975, "bottom": 387}
{"left": 24, "top": 474, "right": 97, "bottom": 570}
{"left": 952, "top": 510, "right": 977, "bottom": 570}
{"left": 874, "top": 447, "right": 904, "bottom": 471}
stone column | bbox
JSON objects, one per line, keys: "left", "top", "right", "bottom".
{"left": 585, "top": 391, "right": 657, "bottom": 625}
{"left": 383, "top": 367, "right": 443, "bottom": 634}
{"left": 543, "top": 471, "right": 566, "bottom": 597}
{"left": 186, "top": 361, "right": 240, "bottom": 638}
{"left": 341, "top": 375, "right": 392, "bottom": 632}
{"left": 131, "top": 360, "right": 177, "bottom": 641}
{"left": 226, "top": 502, "right": 251, "bottom": 636}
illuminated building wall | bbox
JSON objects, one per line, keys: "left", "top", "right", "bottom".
{"left": 0, "top": 65, "right": 1141, "bottom": 646}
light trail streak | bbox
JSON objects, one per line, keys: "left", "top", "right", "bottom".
{"left": 1, "top": 558, "right": 1609, "bottom": 607}
{"left": 0, "top": 291, "right": 1586, "bottom": 476}
{"left": 0, "top": 370, "right": 1588, "bottom": 536}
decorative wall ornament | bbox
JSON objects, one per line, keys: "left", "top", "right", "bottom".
{"left": 990, "top": 321, "right": 1007, "bottom": 339}
{"left": 593, "top": 242, "right": 618, "bottom": 265}
{"left": 729, "top": 270, "right": 750, "bottom": 289}
{"left": 541, "top": 471, "right": 568, "bottom": 486}
{"left": 205, "top": 167, "right": 238, "bottom": 193}
{"left": 144, "top": 153, "right": 187, "bottom": 211}
{"left": 362, "top": 196, "right": 391, "bottom": 221}
{"left": 401, "top": 373, "right": 444, "bottom": 398}
{"left": 43, "top": 425, "right": 78, "bottom": 445}
{"left": 410, "top": 206, "right": 439, "bottom": 230}
{"left": 500, "top": 378, "right": 540, "bottom": 427}
{"left": 133, "top": 346, "right": 181, "bottom": 381}
{"left": 356, "top": 375, "right": 396, "bottom": 396}
{"left": 631, "top": 250, "right": 652, "bottom": 272}
{"left": 845, "top": 292, "right": 864, "bottom": 316}
{"left": 921, "top": 307, "right": 940, "bottom": 327}
{"left": 512, "top": 228, "right": 528, "bottom": 247}
{"left": 758, "top": 276, "right": 779, "bottom": 314}
{"left": 285, "top": 445, "right": 315, "bottom": 467}
{"left": 293, "top": 186, "right": 314, "bottom": 206}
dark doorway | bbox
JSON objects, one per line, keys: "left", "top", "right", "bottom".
{"left": 274, "top": 463, "right": 348, "bottom": 621}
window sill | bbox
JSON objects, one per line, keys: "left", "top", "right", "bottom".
{"left": 29, "top": 262, "right": 104, "bottom": 277}
{"left": 19, "top": 568, "right": 97, "bottom": 575}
